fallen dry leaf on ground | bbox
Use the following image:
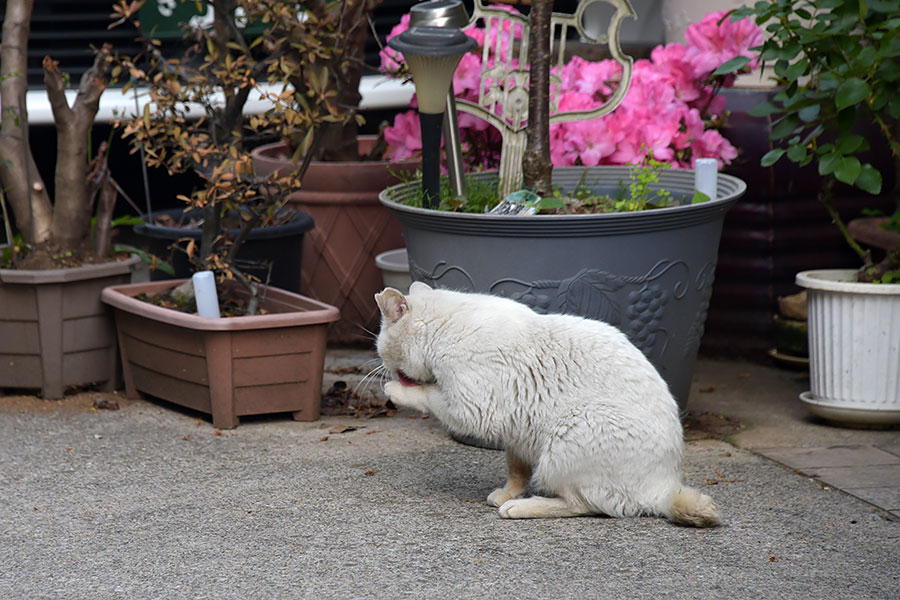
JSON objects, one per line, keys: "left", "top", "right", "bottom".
{"left": 328, "top": 425, "right": 357, "bottom": 434}
{"left": 92, "top": 397, "right": 119, "bottom": 410}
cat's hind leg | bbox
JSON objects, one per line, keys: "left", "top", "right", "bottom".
{"left": 498, "top": 496, "right": 593, "bottom": 519}
{"left": 487, "top": 450, "right": 532, "bottom": 507}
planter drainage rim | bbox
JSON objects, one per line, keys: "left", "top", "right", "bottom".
{"left": 796, "top": 269, "right": 900, "bottom": 295}
{"left": 0, "top": 254, "right": 141, "bottom": 284}
{"left": 102, "top": 279, "right": 340, "bottom": 331}
{"left": 800, "top": 391, "right": 900, "bottom": 426}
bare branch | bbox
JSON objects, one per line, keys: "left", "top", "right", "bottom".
{"left": 48, "top": 45, "right": 114, "bottom": 251}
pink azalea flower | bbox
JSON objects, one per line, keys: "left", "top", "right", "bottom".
{"left": 384, "top": 9, "right": 761, "bottom": 172}
{"left": 379, "top": 14, "right": 411, "bottom": 74}
{"left": 684, "top": 10, "right": 763, "bottom": 79}
{"left": 452, "top": 53, "right": 484, "bottom": 97}
{"left": 383, "top": 110, "right": 421, "bottom": 160}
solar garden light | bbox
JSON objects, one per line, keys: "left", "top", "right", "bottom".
{"left": 388, "top": 26, "right": 476, "bottom": 209}
{"left": 408, "top": 0, "right": 471, "bottom": 200}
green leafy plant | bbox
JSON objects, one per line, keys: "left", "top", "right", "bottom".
{"left": 391, "top": 156, "right": 697, "bottom": 215}
{"left": 0, "top": 232, "right": 26, "bottom": 268}
{"left": 732, "top": 0, "right": 900, "bottom": 282}
{"left": 623, "top": 158, "right": 674, "bottom": 212}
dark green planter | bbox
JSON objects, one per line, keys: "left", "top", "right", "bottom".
{"left": 379, "top": 167, "right": 746, "bottom": 411}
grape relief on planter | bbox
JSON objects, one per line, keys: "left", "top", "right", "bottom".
{"left": 491, "top": 260, "right": 690, "bottom": 365}
{"left": 683, "top": 262, "right": 717, "bottom": 360}
{"left": 409, "top": 256, "right": 712, "bottom": 367}
{"left": 408, "top": 260, "right": 477, "bottom": 292}
{"left": 455, "top": 0, "right": 636, "bottom": 197}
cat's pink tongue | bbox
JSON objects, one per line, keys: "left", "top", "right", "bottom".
{"left": 397, "top": 371, "right": 419, "bottom": 387}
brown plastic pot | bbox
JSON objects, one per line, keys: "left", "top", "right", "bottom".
{"left": 251, "top": 139, "right": 420, "bottom": 345}
{"left": 0, "top": 255, "right": 140, "bottom": 398}
{"left": 101, "top": 279, "right": 339, "bottom": 428}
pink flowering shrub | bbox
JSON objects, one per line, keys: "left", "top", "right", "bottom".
{"left": 381, "top": 9, "right": 761, "bottom": 170}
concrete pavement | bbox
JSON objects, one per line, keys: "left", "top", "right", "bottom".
{"left": 687, "top": 358, "right": 900, "bottom": 519}
{"left": 0, "top": 353, "right": 897, "bottom": 599}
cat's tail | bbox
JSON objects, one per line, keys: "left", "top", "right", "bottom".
{"left": 666, "top": 486, "right": 721, "bottom": 528}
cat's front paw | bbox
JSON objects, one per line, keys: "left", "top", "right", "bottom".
{"left": 383, "top": 381, "right": 403, "bottom": 403}
{"left": 487, "top": 488, "right": 519, "bottom": 508}
{"left": 383, "top": 380, "right": 430, "bottom": 412}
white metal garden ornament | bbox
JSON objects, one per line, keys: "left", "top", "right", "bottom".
{"left": 457, "top": 0, "right": 637, "bottom": 197}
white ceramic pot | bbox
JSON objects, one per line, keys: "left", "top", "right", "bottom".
{"left": 375, "top": 248, "right": 412, "bottom": 295}
{"left": 796, "top": 269, "right": 900, "bottom": 426}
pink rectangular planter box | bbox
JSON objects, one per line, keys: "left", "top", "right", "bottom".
{"left": 102, "top": 279, "right": 339, "bottom": 428}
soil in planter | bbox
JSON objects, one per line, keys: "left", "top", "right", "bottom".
{"left": 3, "top": 243, "right": 128, "bottom": 270}
{"left": 134, "top": 289, "right": 270, "bottom": 318}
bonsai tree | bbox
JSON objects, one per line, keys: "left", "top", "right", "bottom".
{"left": 0, "top": 0, "right": 120, "bottom": 265}
{"left": 733, "top": 0, "right": 900, "bottom": 282}
{"left": 112, "top": 0, "right": 359, "bottom": 314}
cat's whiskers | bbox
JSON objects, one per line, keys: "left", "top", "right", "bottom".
{"left": 352, "top": 322, "right": 379, "bottom": 344}
{"left": 356, "top": 362, "right": 388, "bottom": 397}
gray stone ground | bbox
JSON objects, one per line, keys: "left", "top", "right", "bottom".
{"left": 1, "top": 355, "right": 898, "bottom": 599}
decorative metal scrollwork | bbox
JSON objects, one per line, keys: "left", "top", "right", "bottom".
{"left": 457, "top": 0, "right": 636, "bottom": 196}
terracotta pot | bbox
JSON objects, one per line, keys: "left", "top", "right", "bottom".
{"left": 251, "top": 139, "right": 420, "bottom": 345}
{"left": 0, "top": 255, "right": 140, "bottom": 398}
{"left": 101, "top": 279, "right": 340, "bottom": 428}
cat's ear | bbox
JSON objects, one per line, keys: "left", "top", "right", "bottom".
{"left": 409, "top": 281, "right": 432, "bottom": 295}
{"left": 375, "top": 288, "right": 409, "bottom": 323}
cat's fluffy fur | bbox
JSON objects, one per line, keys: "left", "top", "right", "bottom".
{"left": 375, "top": 282, "right": 720, "bottom": 527}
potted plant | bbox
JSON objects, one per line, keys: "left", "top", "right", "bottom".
{"left": 733, "top": 0, "right": 900, "bottom": 425}
{"left": 249, "top": 0, "right": 420, "bottom": 345}
{"left": 0, "top": 0, "right": 141, "bottom": 398}
{"left": 377, "top": 4, "right": 758, "bottom": 409}
{"left": 114, "top": 0, "right": 317, "bottom": 294}
{"left": 100, "top": 0, "right": 341, "bottom": 428}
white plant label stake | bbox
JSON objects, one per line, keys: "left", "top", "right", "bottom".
{"left": 693, "top": 158, "right": 718, "bottom": 201}
{"left": 192, "top": 271, "right": 221, "bottom": 318}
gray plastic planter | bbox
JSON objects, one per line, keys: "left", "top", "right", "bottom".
{"left": 379, "top": 166, "right": 746, "bottom": 411}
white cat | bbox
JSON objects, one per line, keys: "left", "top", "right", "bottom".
{"left": 376, "top": 282, "right": 720, "bottom": 527}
